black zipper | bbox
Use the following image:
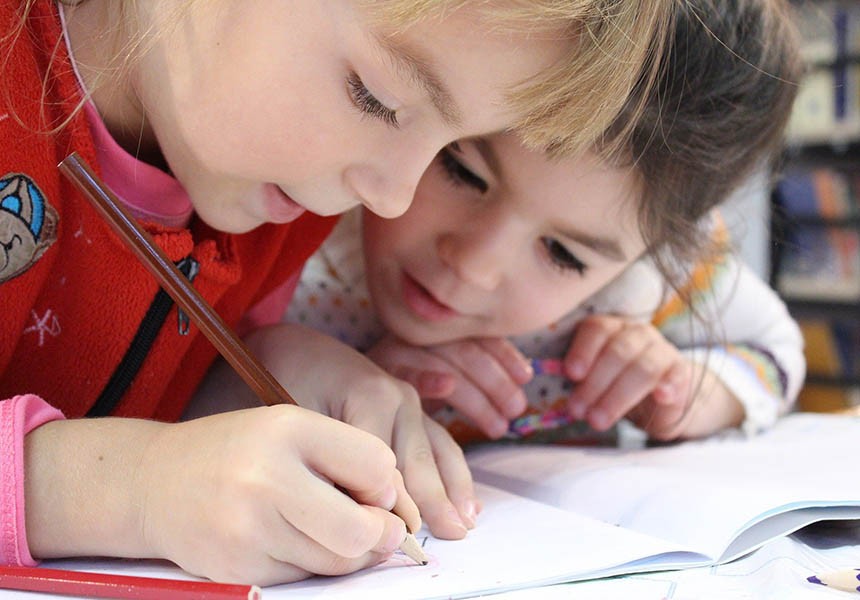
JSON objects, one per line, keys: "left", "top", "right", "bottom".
{"left": 87, "top": 256, "right": 200, "bottom": 417}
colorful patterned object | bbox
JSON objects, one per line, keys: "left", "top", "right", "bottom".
{"left": 506, "top": 359, "right": 571, "bottom": 436}
{"left": 508, "top": 407, "right": 574, "bottom": 436}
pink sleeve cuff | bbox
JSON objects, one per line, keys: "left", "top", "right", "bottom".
{"left": 0, "top": 395, "right": 65, "bottom": 566}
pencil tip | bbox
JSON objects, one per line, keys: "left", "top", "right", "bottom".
{"left": 399, "top": 532, "right": 428, "bottom": 566}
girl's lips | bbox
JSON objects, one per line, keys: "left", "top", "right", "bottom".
{"left": 400, "top": 272, "right": 459, "bottom": 322}
{"left": 264, "top": 184, "right": 306, "bottom": 223}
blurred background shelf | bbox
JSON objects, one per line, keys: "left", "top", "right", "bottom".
{"left": 771, "top": 0, "right": 860, "bottom": 412}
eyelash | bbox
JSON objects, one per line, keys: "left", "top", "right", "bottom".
{"left": 347, "top": 72, "right": 399, "bottom": 129}
{"left": 439, "top": 146, "right": 587, "bottom": 276}
{"left": 438, "top": 146, "right": 488, "bottom": 193}
{"left": 542, "top": 237, "right": 587, "bottom": 275}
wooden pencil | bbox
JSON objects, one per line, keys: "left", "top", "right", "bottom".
{"left": 808, "top": 568, "right": 860, "bottom": 593}
{"left": 58, "top": 152, "right": 426, "bottom": 567}
{"left": 58, "top": 152, "right": 296, "bottom": 408}
{"left": 0, "top": 565, "right": 261, "bottom": 599}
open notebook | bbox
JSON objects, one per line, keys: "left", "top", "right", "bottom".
{"left": 33, "top": 413, "right": 860, "bottom": 600}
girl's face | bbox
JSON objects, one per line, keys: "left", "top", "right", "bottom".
{"left": 363, "top": 134, "right": 647, "bottom": 346}
{"left": 71, "top": 1, "right": 567, "bottom": 233}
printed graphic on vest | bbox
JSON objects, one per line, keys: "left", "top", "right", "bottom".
{"left": 0, "top": 172, "right": 58, "bottom": 282}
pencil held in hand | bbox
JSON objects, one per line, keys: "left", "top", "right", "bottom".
{"left": 58, "top": 152, "right": 426, "bottom": 566}
{"left": 399, "top": 532, "right": 428, "bottom": 565}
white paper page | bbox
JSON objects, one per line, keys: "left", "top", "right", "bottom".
{"left": 469, "top": 413, "right": 860, "bottom": 558}
{"left": 251, "top": 482, "right": 697, "bottom": 599}
{"left": 480, "top": 523, "right": 860, "bottom": 600}
{"left": 719, "top": 505, "right": 860, "bottom": 562}
{"left": 8, "top": 414, "right": 857, "bottom": 600}
{"left": 29, "top": 483, "right": 694, "bottom": 600}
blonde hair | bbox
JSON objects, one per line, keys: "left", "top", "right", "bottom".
{"left": 12, "top": 0, "right": 672, "bottom": 157}
{"left": 370, "top": 0, "right": 675, "bottom": 158}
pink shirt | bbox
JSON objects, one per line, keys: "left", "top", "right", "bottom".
{"left": 0, "top": 395, "right": 65, "bottom": 566}
{"left": 84, "top": 102, "right": 293, "bottom": 333}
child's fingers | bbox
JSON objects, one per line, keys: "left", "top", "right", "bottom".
{"left": 340, "top": 375, "right": 420, "bottom": 449}
{"left": 652, "top": 361, "right": 692, "bottom": 406}
{"left": 387, "top": 365, "right": 457, "bottom": 399}
{"left": 391, "top": 401, "right": 469, "bottom": 540}
{"left": 422, "top": 415, "right": 479, "bottom": 529}
{"left": 432, "top": 341, "right": 527, "bottom": 420}
{"left": 440, "top": 381, "right": 511, "bottom": 439}
{"left": 262, "top": 509, "right": 395, "bottom": 582}
{"left": 564, "top": 315, "right": 625, "bottom": 379}
{"left": 584, "top": 346, "right": 676, "bottom": 430}
{"left": 298, "top": 415, "right": 422, "bottom": 533}
{"left": 641, "top": 362, "right": 695, "bottom": 440}
{"left": 291, "top": 463, "right": 414, "bottom": 560}
{"left": 567, "top": 323, "right": 652, "bottom": 420}
{"left": 475, "top": 337, "right": 534, "bottom": 385}
{"left": 387, "top": 467, "right": 423, "bottom": 539}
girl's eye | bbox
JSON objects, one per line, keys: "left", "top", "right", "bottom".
{"left": 439, "top": 147, "right": 488, "bottom": 193}
{"left": 541, "top": 237, "right": 587, "bottom": 275}
{"left": 347, "top": 72, "right": 399, "bottom": 128}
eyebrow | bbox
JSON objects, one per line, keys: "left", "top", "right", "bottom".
{"left": 559, "top": 228, "right": 627, "bottom": 262}
{"left": 470, "top": 138, "right": 626, "bottom": 262}
{"left": 373, "top": 32, "right": 463, "bottom": 128}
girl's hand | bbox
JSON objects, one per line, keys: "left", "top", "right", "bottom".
{"left": 141, "top": 407, "right": 415, "bottom": 584}
{"left": 244, "top": 324, "right": 477, "bottom": 540}
{"left": 563, "top": 314, "right": 743, "bottom": 440}
{"left": 25, "top": 409, "right": 412, "bottom": 585}
{"left": 368, "top": 335, "right": 531, "bottom": 439}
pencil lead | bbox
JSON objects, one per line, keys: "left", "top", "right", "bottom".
{"left": 399, "top": 533, "right": 428, "bottom": 566}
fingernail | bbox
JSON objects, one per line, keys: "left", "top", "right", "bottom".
{"left": 461, "top": 500, "right": 478, "bottom": 529}
{"left": 490, "top": 418, "right": 510, "bottom": 439}
{"left": 447, "top": 505, "right": 468, "bottom": 535}
{"left": 589, "top": 408, "right": 609, "bottom": 431}
{"left": 567, "top": 359, "right": 586, "bottom": 380}
{"left": 568, "top": 400, "right": 586, "bottom": 420}
{"left": 425, "top": 372, "right": 450, "bottom": 393}
{"left": 656, "top": 382, "right": 674, "bottom": 402}
{"left": 380, "top": 486, "right": 397, "bottom": 511}
{"left": 382, "top": 524, "right": 406, "bottom": 554}
{"left": 506, "top": 391, "right": 528, "bottom": 419}
{"left": 514, "top": 356, "right": 534, "bottom": 382}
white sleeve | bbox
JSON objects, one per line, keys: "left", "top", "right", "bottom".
{"left": 655, "top": 253, "right": 805, "bottom": 435}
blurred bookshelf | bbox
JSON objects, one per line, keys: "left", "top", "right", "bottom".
{"left": 771, "top": 0, "right": 860, "bottom": 412}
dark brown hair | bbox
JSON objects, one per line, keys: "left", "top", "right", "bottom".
{"left": 607, "top": 0, "right": 803, "bottom": 282}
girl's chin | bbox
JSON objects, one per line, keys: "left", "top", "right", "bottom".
{"left": 387, "top": 319, "right": 464, "bottom": 347}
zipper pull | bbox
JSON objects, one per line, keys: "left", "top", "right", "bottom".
{"left": 175, "top": 256, "right": 201, "bottom": 335}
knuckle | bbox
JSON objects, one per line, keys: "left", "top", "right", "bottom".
{"left": 371, "top": 444, "right": 398, "bottom": 476}
{"left": 352, "top": 374, "right": 408, "bottom": 410}
{"left": 607, "top": 336, "right": 638, "bottom": 360}
{"left": 408, "top": 442, "right": 436, "bottom": 466}
{"left": 340, "top": 524, "right": 377, "bottom": 559}
{"left": 316, "top": 553, "right": 361, "bottom": 575}
{"left": 630, "top": 354, "right": 663, "bottom": 379}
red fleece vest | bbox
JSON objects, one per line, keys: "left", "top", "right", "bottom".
{"left": 0, "top": 0, "right": 335, "bottom": 420}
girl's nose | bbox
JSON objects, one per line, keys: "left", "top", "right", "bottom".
{"left": 436, "top": 229, "right": 507, "bottom": 291}
{"left": 343, "top": 143, "right": 437, "bottom": 219}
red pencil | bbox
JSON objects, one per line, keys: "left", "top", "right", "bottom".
{"left": 0, "top": 565, "right": 261, "bottom": 599}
